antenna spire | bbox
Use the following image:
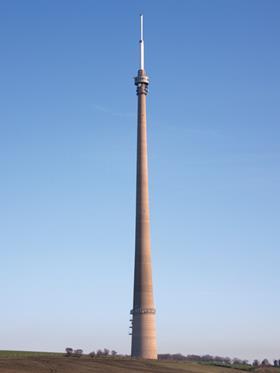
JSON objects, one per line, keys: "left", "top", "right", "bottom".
{"left": 140, "top": 14, "right": 144, "bottom": 70}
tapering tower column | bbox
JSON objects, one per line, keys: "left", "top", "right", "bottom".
{"left": 131, "top": 15, "right": 157, "bottom": 360}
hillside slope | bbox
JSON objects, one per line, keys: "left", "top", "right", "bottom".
{"left": 0, "top": 355, "right": 279, "bottom": 373}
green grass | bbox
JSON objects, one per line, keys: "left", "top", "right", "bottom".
{"left": 0, "top": 350, "right": 63, "bottom": 358}
{"left": 1, "top": 351, "right": 280, "bottom": 373}
{"left": 199, "top": 361, "right": 254, "bottom": 371}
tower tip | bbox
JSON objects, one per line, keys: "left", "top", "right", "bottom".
{"left": 139, "top": 14, "right": 144, "bottom": 70}
{"left": 140, "top": 14, "right": 144, "bottom": 41}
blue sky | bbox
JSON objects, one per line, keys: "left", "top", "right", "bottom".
{"left": 0, "top": 0, "right": 279, "bottom": 362}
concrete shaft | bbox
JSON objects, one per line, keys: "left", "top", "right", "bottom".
{"left": 131, "top": 70, "right": 157, "bottom": 359}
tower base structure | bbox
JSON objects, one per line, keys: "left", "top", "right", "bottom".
{"left": 131, "top": 308, "right": 157, "bottom": 359}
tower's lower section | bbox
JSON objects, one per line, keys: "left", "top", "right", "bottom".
{"left": 131, "top": 309, "right": 157, "bottom": 359}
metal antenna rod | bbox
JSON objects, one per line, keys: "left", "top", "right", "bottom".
{"left": 140, "top": 14, "right": 144, "bottom": 70}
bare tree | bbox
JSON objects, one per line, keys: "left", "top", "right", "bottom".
{"left": 111, "top": 350, "right": 117, "bottom": 357}
{"left": 65, "top": 347, "right": 73, "bottom": 357}
{"left": 252, "top": 359, "right": 260, "bottom": 367}
{"left": 215, "top": 356, "right": 226, "bottom": 363}
{"left": 224, "top": 357, "right": 231, "bottom": 365}
{"left": 261, "top": 358, "right": 270, "bottom": 366}
{"left": 200, "top": 355, "right": 213, "bottom": 362}
{"left": 89, "top": 351, "right": 96, "bottom": 358}
{"left": 232, "top": 358, "right": 243, "bottom": 365}
{"left": 96, "top": 349, "right": 103, "bottom": 357}
{"left": 74, "top": 349, "right": 83, "bottom": 358}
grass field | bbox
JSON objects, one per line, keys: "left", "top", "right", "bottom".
{"left": 0, "top": 350, "right": 62, "bottom": 358}
{"left": 0, "top": 352, "right": 279, "bottom": 373}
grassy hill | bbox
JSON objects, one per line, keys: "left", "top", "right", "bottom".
{"left": 0, "top": 352, "right": 279, "bottom": 373}
{"left": 0, "top": 350, "right": 62, "bottom": 358}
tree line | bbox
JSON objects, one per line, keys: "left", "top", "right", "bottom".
{"left": 65, "top": 348, "right": 280, "bottom": 367}
{"left": 65, "top": 348, "right": 118, "bottom": 358}
{"left": 158, "top": 354, "right": 279, "bottom": 367}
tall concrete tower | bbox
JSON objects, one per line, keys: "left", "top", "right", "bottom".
{"left": 130, "top": 15, "right": 157, "bottom": 360}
